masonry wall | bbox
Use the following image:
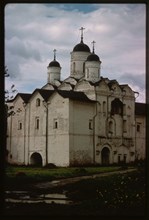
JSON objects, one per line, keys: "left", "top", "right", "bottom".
{"left": 47, "top": 94, "right": 70, "bottom": 166}
{"left": 7, "top": 97, "right": 25, "bottom": 165}
{"left": 135, "top": 115, "right": 146, "bottom": 160}
{"left": 69, "top": 100, "right": 96, "bottom": 166}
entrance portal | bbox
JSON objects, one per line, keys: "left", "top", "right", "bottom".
{"left": 30, "top": 152, "right": 42, "bottom": 166}
{"left": 101, "top": 147, "right": 110, "bottom": 165}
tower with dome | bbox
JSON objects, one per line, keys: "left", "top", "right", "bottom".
{"left": 6, "top": 28, "right": 146, "bottom": 166}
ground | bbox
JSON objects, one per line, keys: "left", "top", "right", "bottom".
{"left": 3, "top": 165, "right": 146, "bottom": 217}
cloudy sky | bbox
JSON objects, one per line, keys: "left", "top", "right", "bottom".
{"left": 5, "top": 3, "right": 146, "bottom": 102}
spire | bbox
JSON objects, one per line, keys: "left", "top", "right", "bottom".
{"left": 79, "top": 27, "right": 85, "bottom": 43}
{"left": 91, "top": 41, "right": 96, "bottom": 54}
{"left": 53, "top": 49, "right": 56, "bottom": 61}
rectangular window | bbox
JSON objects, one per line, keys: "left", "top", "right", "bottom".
{"left": 89, "top": 119, "right": 93, "bottom": 130}
{"left": 54, "top": 119, "right": 58, "bottom": 129}
{"left": 35, "top": 117, "right": 39, "bottom": 129}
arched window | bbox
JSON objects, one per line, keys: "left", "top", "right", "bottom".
{"left": 83, "top": 62, "right": 85, "bottom": 73}
{"left": 109, "top": 121, "right": 113, "bottom": 133}
{"left": 73, "top": 62, "right": 76, "bottom": 73}
{"left": 111, "top": 98, "right": 123, "bottom": 116}
{"left": 98, "top": 102, "right": 101, "bottom": 113}
{"left": 103, "top": 101, "right": 106, "bottom": 113}
{"left": 36, "top": 98, "right": 40, "bottom": 107}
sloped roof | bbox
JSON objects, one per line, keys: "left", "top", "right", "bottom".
{"left": 32, "top": 89, "right": 55, "bottom": 101}
{"left": 57, "top": 90, "right": 96, "bottom": 103}
{"left": 135, "top": 102, "right": 146, "bottom": 116}
{"left": 6, "top": 93, "right": 31, "bottom": 103}
{"left": 19, "top": 93, "right": 32, "bottom": 103}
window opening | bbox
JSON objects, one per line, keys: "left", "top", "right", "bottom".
{"left": 54, "top": 119, "right": 58, "bottom": 129}
{"left": 36, "top": 98, "right": 40, "bottom": 107}
{"left": 137, "top": 124, "right": 140, "bottom": 132}
{"left": 89, "top": 120, "right": 93, "bottom": 130}
{"left": 35, "top": 118, "right": 39, "bottom": 129}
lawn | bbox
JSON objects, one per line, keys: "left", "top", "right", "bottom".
{"left": 5, "top": 165, "right": 123, "bottom": 189}
{"left": 5, "top": 167, "right": 146, "bottom": 216}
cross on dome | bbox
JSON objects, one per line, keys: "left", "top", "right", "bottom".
{"left": 53, "top": 49, "right": 57, "bottom": 60}
{"left": 92, "top": 41, "right": 96, "bottom": 54}
{"left": 79, "top": 27, "right": 85, "bottom": 43}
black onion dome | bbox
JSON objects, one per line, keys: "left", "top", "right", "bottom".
{"left": 48, "top": 60, "right": 60, "bottom": 67}
{"left": 87, "top": 53, "right": 100, "bottom": 62}
{"left": 73, "top": 42, "right": 90, "bottom": 52}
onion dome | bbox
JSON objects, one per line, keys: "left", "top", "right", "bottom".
{"left": 48, "top": 49, "right": 61, "bottom": 67}
{"left": 73, "top": 42, "right": 90, "bottom": 52}
{"left": 87, "top": 53, "right": 100, "bottom": 61}
{"left": 86, "top": 40, "right": 101, "bottom": 62}
{"left": 73, "top": 27, "right": 90, "bottom": 52}
{"left": 48, "top": 60, "right": 60, "bottom": 67}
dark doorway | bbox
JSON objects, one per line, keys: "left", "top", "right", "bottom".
{"left": 30, "top": 152, "right": 42, "bottom": 166}
{"left": 101, "top": 147, "right": 110, "bottom": 165}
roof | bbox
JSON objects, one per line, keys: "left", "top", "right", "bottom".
{"left": 6, "top": 93, "right": 31, "bottom": 103}
{"left": 73, "top": 42, "right": 90, "bottom": 52}
{"left": 86, "top": 53, "right": 100, "bottom": 62}
{"left": 48, "top": 60, "right": 60, "bottom": 67}
{"left": 57, "top": 90, "right": 96, "bottom": 103}
{"left": 31, "top": 89, "right": 55, "bottom": 101}
{"left": 19, "top": 93, "right": 32, "bottom": 103}
{"left": 135, "top": 102, "right": 146, "bottom": 116}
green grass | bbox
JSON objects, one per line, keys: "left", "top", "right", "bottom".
{"left": 5, "top": 165, "right": 122, "bottom": 189}
{"left": 5, "top": 168, "right": 146, "bottom": 216}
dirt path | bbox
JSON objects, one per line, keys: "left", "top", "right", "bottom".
{"left": 34, "top": 168, "right": 137, "bottom": 190}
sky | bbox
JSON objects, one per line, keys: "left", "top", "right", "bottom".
{"left": 5, "top": 3, "right": 146, "bottom": 102}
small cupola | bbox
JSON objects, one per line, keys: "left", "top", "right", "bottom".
{"left": 47, "top": 49, "right": 61, "bottom": 84}
{"left": 85, "top": 41, "right": 101, "bottom": 82}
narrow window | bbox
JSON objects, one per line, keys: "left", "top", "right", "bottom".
{"left": 83, "top": 62, "right": 85, "bottom": 73}
{"left": 54, "top": 119, "right": 58, "bottom": 129}
{"left": 36, "top": 98, "right": 40, "bottom": 107}
{"left": 109, "top": 121, "right": 113, "bottom": 133}
{"left": 18, "top": 121, "right": 22, "bottom": 130}
{"left": 123, "top": 120, "right": 127, "bottom": 132}
{"left": 35, "top": 117, "right": 39, "bottom": 129}
{"left": 89, "top": 120, "right": 93, "bottom": 130}
{"left": 73, "top": 62, "right": 75, "bottom": 73}
{"left": 137, "top": 124, "right": 140, "bottom": 132}
{"left": 124, "top": 154, "right": 127, "bottom": 163}
{"left": 123, "top": 104, "right": 126, "bottom": 115}
{"left": 103, "top": 101, "right": 106, "bottom": 113}
{"left": 98, "top": 102, "right": 101, "bottom": 113}
{"left": 118, "top": 154, "right": 121, "bottom": 163}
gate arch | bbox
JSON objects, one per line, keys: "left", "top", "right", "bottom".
{"left": 30, "top": 152, "right": 42, "bottom": 166}
{"left": 101, "top": 147, "right": 110, "bottom": 165}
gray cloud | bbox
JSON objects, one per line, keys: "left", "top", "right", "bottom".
{"left": 5, "top": 3, "right": 146, "bottom": 102}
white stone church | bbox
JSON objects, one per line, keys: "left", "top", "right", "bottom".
{"left": 6, "top": 28, "right": 146, "bottom": 167}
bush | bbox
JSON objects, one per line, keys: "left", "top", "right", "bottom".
{"left": 45, "top": 163, "right": 57, "bottom": 169}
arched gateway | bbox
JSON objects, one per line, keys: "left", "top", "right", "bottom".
{"left": 30, "top": 152, "right": 42, "bottom": 166}
{"left": 101, "top": 147, "right": 110, "bottom": 165}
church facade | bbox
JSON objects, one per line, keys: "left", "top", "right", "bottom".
{"left": 6, "top": 29, "right": 146, "bottom": 166}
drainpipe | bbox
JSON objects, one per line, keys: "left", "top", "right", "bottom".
{"left": 28, "top": 102, "right": 31, "bottom": 165}
{"left": 43, "top": 101, "right": 48, "bottom": 165}
{"left": 93, "top": 100, "right": 98, "bottom": 164}
{"left": 23, "top": 103, "right": 26, "bottom": 165}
